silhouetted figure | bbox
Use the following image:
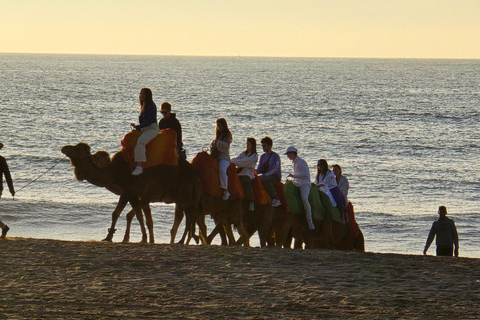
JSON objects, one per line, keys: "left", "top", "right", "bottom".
{"left": 285, "top": 146, "right": 314, "bottom": 230}
{"left": 0, "top": 142, "right": 15, "bottom": 238}
{"left": 231, "top": 137, "right": 258, "bottom": 211}
{"left": 158, "top": 101, "right": 186, "bottom": 160}
{"left": 256, "top": 137, "right": 282, "bottom": 207}
{"left": 210, "top": 118, "right": 232, "bottom": 201}
{"left": 130, "top": 88, "right": 159, "bottom": 175}
{"left": 424, "top": 206, "right": 459, "bottom": 257}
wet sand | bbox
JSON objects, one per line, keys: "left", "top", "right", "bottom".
{"left": 1, "top": 237, "right": 479, "bottom": 319}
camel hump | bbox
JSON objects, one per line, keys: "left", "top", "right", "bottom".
{"left": 121, "top": 129, "right": 178, "bottom": 170}
{"left": 191, "top": 152, "right": 244, "bottom": 200}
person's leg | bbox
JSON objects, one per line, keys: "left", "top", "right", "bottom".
{"left": 219, "top": 160, "right": 229, "bottom": 190}
{"left": 261, "top": 175, "right": 277, "bottom": 199}
{"left": 300, "top": 184, "right": 314, "bottom": 230}
{"left": 0, "top": 220, "right": 9, "bottom": 238}
{"left": 240, "top": 175, "right": 254, "bottom": 211}
{"left": 219, "top": 160, "right": 230, "bottom": 200}
{"left": 240, "top": 175, "right": 253, "bottom": 201}
{"left": 133, "top": 128, "right": 158, "bottom": 175}
{"left": 261, "top": 175, "right": 281, "bottom": 206}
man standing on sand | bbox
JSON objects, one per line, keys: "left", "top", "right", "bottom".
{"left": 423, "top": 206, "right": 459, "bottom": 257}
{"left": 0, "top": 142, "right": 15, "bottom": 238}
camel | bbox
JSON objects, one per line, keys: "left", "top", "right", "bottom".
{"left": 61, "top": 142, "right": 203, "bottom": 244}
{"left": 171, "top": 152, "right": 247, "bottom": 246}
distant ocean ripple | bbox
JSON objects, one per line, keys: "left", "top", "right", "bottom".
{"left": 1, "top": 54, "right": 479, "bottom": 257}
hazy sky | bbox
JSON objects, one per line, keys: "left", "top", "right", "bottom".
{"left": 1, "top": 0, "right": 479, "bottom": 58}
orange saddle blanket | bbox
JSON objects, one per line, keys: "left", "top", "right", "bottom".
{"left": 191, "top": 152, "right": 245, "bottom": 200}
{"left": 121, "top": 128, "right": 178, "bottom": 170}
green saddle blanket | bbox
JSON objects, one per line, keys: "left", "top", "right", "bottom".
{"left": 284, "top": 181, "right": 343, "bottom": 222}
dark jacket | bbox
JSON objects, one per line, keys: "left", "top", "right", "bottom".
{"left": 159, "top": 113, "right": 183, "bottom": 151}
{"left": 425, "top": 216, "right": 459, "bottom": 249}
{"left": 135, "top": 102, "right": 157, "bottom": 131}
{"left": 0, "top": 156, "right": 15, "bottom": 195}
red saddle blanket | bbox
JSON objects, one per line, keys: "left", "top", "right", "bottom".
{"left": 121, "top": 129, "right": 178, "bottom": 170}
{"left": 251, "top": 176, "right": 290, "bottom": 212}
{"left": 347, "top": 201, "right": 360, "bottom": 239}
{"left": 191, "top": 152, "right": 245, "bottom": 200}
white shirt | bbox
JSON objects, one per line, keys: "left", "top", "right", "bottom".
{"left": 315, "top": 170, "right": 337, "bottom": 189}
{"left": 290, "top": 156, "right": 311, "bottom": 187}
{"left": 231, "top": 152, "right": 258, "bottom": 180}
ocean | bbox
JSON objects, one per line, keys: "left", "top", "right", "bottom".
{"left": 1, "top": 53, "right": 479, "bottom": 257}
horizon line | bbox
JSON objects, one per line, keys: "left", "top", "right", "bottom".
{"left": 1, "top": 51, "right": 479, "bottom": 61}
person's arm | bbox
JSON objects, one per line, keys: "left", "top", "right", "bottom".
{"left": 423, "top": 223, "right": 436, "bottom": 255}
{"left": 232, "top": 153, "right": 257, "bottom": 168}
{"left": 0, "top": 157, "right": 14, "bottom": 197}
{"left": 452, "top": 222, "right": 459, "bottom": 257}
{"left": 175, "top": 119, "right": 183, "bottom": 150}
{"left": 264, "top": 153, "right": 281, "bottom": 177}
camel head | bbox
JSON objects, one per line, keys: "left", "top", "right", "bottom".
{"left": 61, "top": 143, "right": 110, "bottom": 181}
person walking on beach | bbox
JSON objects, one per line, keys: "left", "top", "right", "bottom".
{"left": 257, "top": 137, "right": 282, "bottom": 207}
{"left": 210, "top": 118, "right": 232, "bottom": 201}
{"left": 424, "top": 206, "right": 459, "bottom": 257}
{"left": 285, "top": 146, "right": 315, "bottom": 230}
{"left": 231, "top": 137, "right": 258, "bottom": 211}
{"left": 0, "top": 142, "right": 15, "bottom": 238}
{"left": 158, "top": 101, "right": 186, "bottom": 160}
{"left": 130, "top": 88, "right": 159, "bottom": 176}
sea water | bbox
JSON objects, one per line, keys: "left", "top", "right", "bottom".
{"left": 1, "top": 54, "right": 479, "bottom": 257}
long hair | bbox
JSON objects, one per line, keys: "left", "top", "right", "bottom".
{"left": 139, "top": 88, "right": 153, "bottom": 110}
{"left": 332, "top": 164, "right": 342, "bottom": 175}
{"left": 215, "top": 118, "right": 232, "bottom": 143}
{"left": 316, "top": 159, "right": 329, "bottom": 181}
{"left": 244, "top": 137, "right": 257, "bottom": 155}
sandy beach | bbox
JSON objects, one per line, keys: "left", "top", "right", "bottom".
{"left": 0, "top": 237, "right": 479, "bottom": 319}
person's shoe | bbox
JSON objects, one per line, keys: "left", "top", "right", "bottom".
{"left": 308, "top": 219, "right": 315, "bottom": 230}
{"left": 131, "top": 166, "right": 143, "bottom": 176}
{"left": 272, "top": 198, "right": 281, "bottom": 207}
{"left": 249, "top": 201, "right": 255, "bottom": 211}
{"left": 1, "top": 225, "right": 9, "bottom": 239}
{"left": 222, "top": 190, "right": 230, "bottom": 201}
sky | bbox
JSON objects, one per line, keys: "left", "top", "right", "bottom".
{"left": 1, "top": 0, "right": 479, "bottom": 59}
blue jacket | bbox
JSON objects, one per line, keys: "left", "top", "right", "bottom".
{"left": 135, "top": 102, "right": 157, "bottom": 131}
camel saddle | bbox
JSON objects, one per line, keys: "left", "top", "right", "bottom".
{"left": 191, "top": 152, "right": 245, "bottom": 200}
{"left": 121, "top": 128, "right": 178, "bottom": 171}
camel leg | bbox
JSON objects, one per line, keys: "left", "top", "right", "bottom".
{"left": 171, "top": 204, "right": 184, "bottom": 244}
{"left": 195, "top": 213, "right": 208, "bottom": 245}
{"left": 123, "top": 209, "right": 135, "bottom": 243}
{"left": 207, "top": 222, "right": 224, "bottom": 245}
{"left": 103, "top": 194, "right": 129, "bottom": 242}
{"left": 224, "top": 223, "right": 237, "bottom": 246}
{"left": 142, "top": 205, "right": 154, "bottom": 244}
{"left": 129, "top": 196, "right": 148, "bottom": 243}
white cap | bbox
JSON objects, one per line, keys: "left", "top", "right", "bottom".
{"left": 284, "top": 146, "right": 297, "bottom": 154}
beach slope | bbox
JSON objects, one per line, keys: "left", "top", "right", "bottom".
{"left": 1, "top": 238, "right": 479, "bottom": 319}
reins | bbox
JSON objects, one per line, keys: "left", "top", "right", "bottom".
{"left": 15, "top": 157, "right": 66, "bottom": 195}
